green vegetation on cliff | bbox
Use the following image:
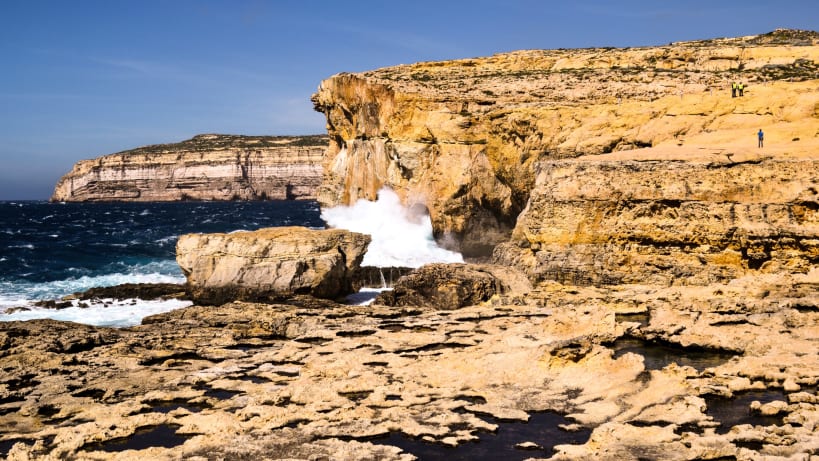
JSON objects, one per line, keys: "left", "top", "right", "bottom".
{"left": 116, "top": 134, "right": 329, "bottom": 156}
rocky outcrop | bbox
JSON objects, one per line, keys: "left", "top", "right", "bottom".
{"left": 374, "top": 263, "right": 531, "bottom": 309}
{"left": 176, "top": 226, "right": 371, "bottom": 304}
{"left": 312, "top": 29, "right": 819, "bottom": 256}
{"left": 494, "top": 149, "right": 819, "bottom": 286}
{"left": 51, "top": 134, "right": 327, "bottom": 202}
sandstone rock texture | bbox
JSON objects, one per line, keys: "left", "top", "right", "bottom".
{"left": 312, "top": 29, "right": 819, "bottom": 257}
{"left": 176, "top": 226, "right": 371, "bottom": 304}
{"left": 494, "top": 148, "right": 819, "bottom": 286}
{"left": 1, "top": 272, "right": 817, "bottom": 460}
{"left": 374, "top": 263, "right": 532, "bottom": 309}
{"left": 51, "top": 134, "right": 327, "bottom": 202}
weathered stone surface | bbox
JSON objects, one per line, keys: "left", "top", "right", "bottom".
{"left": 312, "top": 30, "right": 819, "bottom": 256}
{"left": 1, "top": 271, "right": 817, "bottom": 460}
{"left": 51, "top": 134, "right": 327, "bottom": 202}
{"left": 374, "top": 263, "right": 531, "bottom": 309}
{"left": 493, "top": 150, "right": 819, "bottom": 286}
{"left": 71, "top": 283, "right": 188, "bottom": 301}
{"left": 176, "top": 226, "right": 371, "bottom": 303}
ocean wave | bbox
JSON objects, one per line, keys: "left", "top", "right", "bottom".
{"left": 0, "top": 262, "right": 185, "bottom": 307}
{"left": 0, "top": 298, "right": 192, "bottom": 328}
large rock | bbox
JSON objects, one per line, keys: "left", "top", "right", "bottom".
{"left": 312, "top": 30, "right": 819, "bottom": 257}
{"left": 374, "top": 263, "right": 532, "bottom": 309}
{"left": 176, "top": 226, "right": 371, "bottom": 304}
{"left": 51, "top": 134, "right": 327, "bottom": 202}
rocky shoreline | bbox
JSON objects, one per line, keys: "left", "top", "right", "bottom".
{"left": 1, "top": 271, "right": 817, "bottom": 460}
{"left": 3, "top": 30, "right": 819, "bottom": 460}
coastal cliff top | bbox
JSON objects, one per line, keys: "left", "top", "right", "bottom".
{"left": 113, "top": 133, "right": 329, "bottom": 156}
{"left": 346, "top": 29, "right": 818, "bottom": 106}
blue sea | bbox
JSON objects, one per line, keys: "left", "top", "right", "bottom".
{"left": 0, "top": 200, "right": 324, "bottom": 326}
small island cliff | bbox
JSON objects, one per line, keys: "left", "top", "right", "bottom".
{"left": 50, "top": 134, "right": 327, "bottom": 202}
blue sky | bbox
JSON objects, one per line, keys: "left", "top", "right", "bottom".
{"left": 1, "top": 0, "right": 817, "bottom": 199}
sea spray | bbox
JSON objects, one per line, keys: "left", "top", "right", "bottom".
{"left": 321, "top": 188, "right": 463, "bottom": 268}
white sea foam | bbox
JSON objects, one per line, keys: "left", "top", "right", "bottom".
{"left": 0, "top": 261, "right": 185, "bottom": 311}
{"left": 154, "top": 235, "right": 177, "bottom": 245}
{"left": 0, "top": 298, "right": 192, "bottom": 328}
{"left": 321, "top": 188, "right": 463, "bottom": 268}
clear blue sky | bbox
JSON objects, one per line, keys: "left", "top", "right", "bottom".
{"left": 1, "top": 0, "right": 817, "bottom": 199}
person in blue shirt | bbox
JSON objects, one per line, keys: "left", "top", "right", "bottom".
{"left": 758, "top": 129, "right": 764, "bottom": 148}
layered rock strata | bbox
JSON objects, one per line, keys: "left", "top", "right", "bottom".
{"left": 176, "top": 226, "right": 371, "bottom": 304}
{"left": 312, "top": 29, "right": 819, "bottom": 256}
{"left": 51, "top": 134, "right": 327, "bottom": 202}
{"left": 494, "top": 148, "right": 819, "bottom": 286}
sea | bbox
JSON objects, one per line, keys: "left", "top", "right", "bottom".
{"left": 0, "top": 191, "right": 462, "bottom": 328}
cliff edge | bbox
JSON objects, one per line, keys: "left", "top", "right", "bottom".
{"left": 50, "top": 134, "right": 328, "bottom": 202}
{"left": 312, "top": 29, "right": 819, "bottom": 257}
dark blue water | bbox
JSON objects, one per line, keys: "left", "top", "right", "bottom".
{"left": 0, "top": 201, "right": 323, "bottom": 324}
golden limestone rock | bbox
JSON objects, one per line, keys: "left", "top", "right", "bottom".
{"left": 176, "top": 226, "right": 371, "bottom": 303}
{"left": 312, "top": 29, "right": 819, "bottom": 259}
{"left": 51, "top": 134, "right": 327, "bottom": 202}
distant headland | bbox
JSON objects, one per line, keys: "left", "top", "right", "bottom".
{"left": 50, "top": 134, "right": 328, "bottom": 202}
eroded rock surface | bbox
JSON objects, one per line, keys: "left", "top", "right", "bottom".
{"left": 51, "top": 134, "right": 327, "bottom": 202}
{"left": 374, "top": 263, "right": 532, "bottom": 309}
{"left": 494, "top": 150, "right": 819, "bottom": 286}
{"left": 7, "top": 30, "right": 819, "bottom": 461}
{"left": 176, "top": 226, "right": 371, "bottom": 304}
{"left": 1, "top": 271, "right": 817, "bottom": 460}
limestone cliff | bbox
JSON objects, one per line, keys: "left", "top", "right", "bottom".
{"left": 312, "top": 29, "right": 819, "bottom": 257}
{"left": 51, "top": 134, "right": 327, "bottom": 202}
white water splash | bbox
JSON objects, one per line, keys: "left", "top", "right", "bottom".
{"left": 1, "top": 298, "right": 192, "bottom": 327}
{"left": 0, "top": 262, "right": 187, "bottom": 327}
{"left": 321, "top": 188, "right": 463, "bottom": 268}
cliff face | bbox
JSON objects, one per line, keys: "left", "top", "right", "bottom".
{"left": 493, "top": 149, "right": 819, "bottom": 285}
{"left": 51, "top": 134, "right": 327, "bottom": 202}
{"left": 312, "top": 29, "right": 819, "bottom": 257}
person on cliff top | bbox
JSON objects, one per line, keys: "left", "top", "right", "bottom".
{"left": 738, "top": 82, "right": 745, "bottom": 96}
{"left": 758, "top": 129, "right": 764, "bottom": 148}
{"left": 732, "top": 82, "right": 737, "bottom": 98}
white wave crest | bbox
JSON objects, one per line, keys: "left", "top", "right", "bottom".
{"left": 1, "top": 298, "right": 192, "bottom": 328}
{"left": 0, "top": 261, "right": 185, "bottom": 310}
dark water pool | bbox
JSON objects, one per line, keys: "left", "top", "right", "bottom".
{"left": 704, "top": 390, "right": 787, "bottom": 434}
{"left": 83, "top": 424, "right": 187, "bottom": 452}
{"left": 608, "top": 337, "right": 737, "bottom": 372}
{"left": 372, "top": 411, "right": 591, "bottom": 460}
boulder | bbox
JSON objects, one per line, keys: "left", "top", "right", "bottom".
{"left": 176, "top": 226, "right": 371, "bottom": 304}
{"left": 374, "top": 263, "right": 531, "bottom": 309}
